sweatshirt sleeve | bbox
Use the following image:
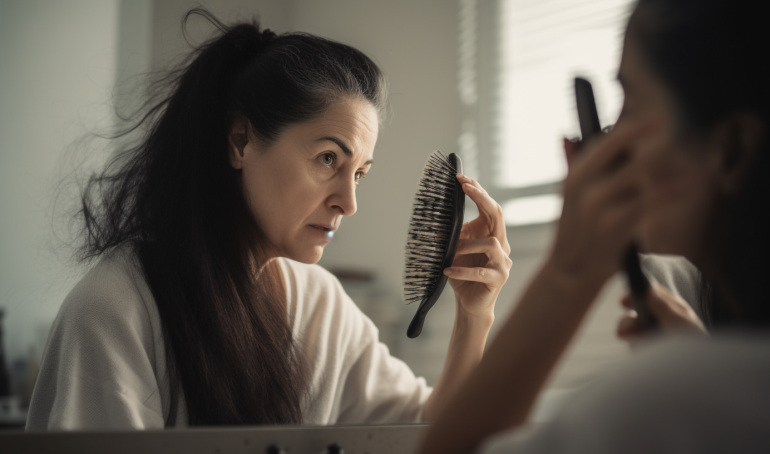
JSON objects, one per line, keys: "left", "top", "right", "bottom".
{"left": 329, "top": 286, "right": 432, "bottom": 425}
{"left": 265, "top": 258, "right": 433, "bottom": 425}
{"left": 26, "top": 263, "right": 166, "bottom": 431}
{"left": 335, "top": 328, "right": 433, "bottom": 425}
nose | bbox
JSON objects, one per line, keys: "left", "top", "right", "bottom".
{"left": 329, "top": 177, "right": 357, "bottom": 216}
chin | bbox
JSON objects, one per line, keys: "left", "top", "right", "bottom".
{"left": 287, "top": 245, "right": 325, "bottom": 265}
{"left": 639, "top": 222, "right": 689, "bottom": 257}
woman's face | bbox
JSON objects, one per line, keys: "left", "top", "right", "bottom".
{"left": 616, "top": 26, "right": 726, "bottom": 264}
{"left": 230, "top": 98, "right": 379, "bottom": 264}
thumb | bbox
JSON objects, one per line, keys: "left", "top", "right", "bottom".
{"left": 643, "top": 280, "right": 706, "bottom": 334}
{"left": 644, "top": 282, "right": 678, "bottom": 322}
{"left": 563, "top": 137, "right": 580, "bottom": 169}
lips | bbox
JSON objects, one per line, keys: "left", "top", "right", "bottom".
{"left": 309, "top": 224, "right": 337, "bottom": 241}
{"left": 309, "top": 224, "right": 337, "bottom": 232}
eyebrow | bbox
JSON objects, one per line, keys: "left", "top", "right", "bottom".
{"left": 318, "top": 136, "right": 374, "bottom": 165}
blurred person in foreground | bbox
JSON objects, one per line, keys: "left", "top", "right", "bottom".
{"left": 420, "top": 0, "right": 770, "bottom": 452}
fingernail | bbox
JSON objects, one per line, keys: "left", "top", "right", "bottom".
{"left": 443, "top": 268, "right": 454, "bottom": 276}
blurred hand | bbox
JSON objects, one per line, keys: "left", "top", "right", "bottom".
{"left": 617, "top": 280, "right": 707, "bottom": 344}
{"left": 563, "top": 137, "right": 580, "bottom": 169}
{"left": 443, "top": 174, "right": 512, "bottom": 319}
{"left": 545, "top": 120, "right": 659, "bottom": 289}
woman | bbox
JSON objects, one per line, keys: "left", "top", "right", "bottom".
{"left": 420, "top": 0, "right": 769, "bottom": 452}
{"left": 26, "top": 10, "right": 511, "bottom": 429}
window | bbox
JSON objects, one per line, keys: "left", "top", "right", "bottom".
{"left": 461, "top": 0, "right": 635, "bottom": 226}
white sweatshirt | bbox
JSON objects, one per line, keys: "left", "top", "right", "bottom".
{"left": 478, "top": 256, "right": 769, "bottom": 453}
{"left": 26, "top": 249, "right": 431, "bottom": 430}
{"left": 479, "top": 333, "right": 770, "bottom": 454}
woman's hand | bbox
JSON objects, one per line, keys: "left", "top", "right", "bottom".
{"left": 443, "top": 174, "right": 512, "bottom": 319}
{"left": 617, "top": 280, "right": 707, "bottom": 344}
{"left": 418, "top": 121, "right": 662, "bottom": 454}
{"left": 545, "top": 120, "right": 659, "bottom": 291}
{"left": 423, "top": 175, "right": 510, "bottom": 423}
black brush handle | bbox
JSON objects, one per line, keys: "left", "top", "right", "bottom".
{"left": 624, "top": 245, "right": 656, "bottom": 330}
{"left": 407, "top": 153, "right": 465, "bottom": 338}
{"left": 407, "top": 280, "right": 445, "bottom": 338}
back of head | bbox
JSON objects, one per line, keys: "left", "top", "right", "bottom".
{"left": 631, "top": 0, "right": 770, "bottom": 129}
{"left": 80, "top": 9, "right": 387, "bottom": 425}
{"left": 631, "top": 0, "right": 770, "bottom": 326}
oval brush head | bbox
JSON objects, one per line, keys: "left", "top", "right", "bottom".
{"left": 403, "top": 151, "right": 465, "bottom": 338}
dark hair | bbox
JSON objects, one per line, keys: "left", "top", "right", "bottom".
{"left": 630, "top": 0, "right": 770, "bottom": 327}
{"left": 78, "top": 9, "right": 387, "bottom": 425}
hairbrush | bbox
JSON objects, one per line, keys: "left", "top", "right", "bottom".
{"left": 575, "top": 77, "right": 656, "bottom": 330}
{"left": 403, "top": 151, "right": 465, "bottom": 338}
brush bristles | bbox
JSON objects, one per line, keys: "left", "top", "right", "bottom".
{"left": 403, "top": 151, "right": 458, "bottom": 304}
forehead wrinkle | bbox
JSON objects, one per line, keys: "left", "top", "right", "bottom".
{"left": 313, "top": 118, "right": 376, "bottom": 161}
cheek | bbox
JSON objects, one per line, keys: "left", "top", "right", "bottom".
{"left": 241, "top": 159, "right": 327, "bottom": 239}
{"left": 639, "top": 147, "right": 716, "bottom": 255}
{"left": 241, "top": 161, "right": 298, "bottom": 234}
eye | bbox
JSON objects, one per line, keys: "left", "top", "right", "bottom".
{"left": 355, "top": 171, "right": 367, "bottom": 183}
{"left": 318, "top": 152, "right": 336, "bottom": 168}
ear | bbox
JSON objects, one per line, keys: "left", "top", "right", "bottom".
{"left": 228, "top": 112, "right": 252, "bottom": 170}
{"left": 711, "top": 112, "right": 765, "bottom": 194}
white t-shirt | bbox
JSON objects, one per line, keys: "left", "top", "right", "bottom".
{"left": 479, "top": 333, "right": 770, "bottom": 454}
{"left": 26, "top": 249, "right": 431, "bottom": 430}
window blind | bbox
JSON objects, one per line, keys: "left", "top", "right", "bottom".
{"left": 494, "top": 0, "right": 635, "bottom": 189}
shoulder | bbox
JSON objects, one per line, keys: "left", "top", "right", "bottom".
{"left": 569, "top": 335, "right": 769, "bottom": 448}
{"left": 621, "top": 333, "right": 770, "bottom": 391}
{"left": 571, "top": 334, "right": 770, "bottom": 412}
{"left": 483, "top": 334, "right": 770, "bottom": 454}
{"left": 29, "top": 248, "right": 166, "bottom": 430}
{"left": 55, "top": 248, "right": 157, "bottom": 343}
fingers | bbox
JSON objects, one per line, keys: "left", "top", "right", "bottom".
{"left": 454, "top": 237, "right": 512, "bottom": 268}
{"left": 580, "top": 165, "right": 641, "bottom": 218}
{"left": 644, "top": 282, "right": 707, "bottom": 334}
{"left": 645, "top": 284, "right": 677, "bottom": 320}
{"left": 442, "top": 265, "right": 508, "bottom": 287}
{"left": 568, "top": 119, "right": 659, "bottom": 189}
{"left": 446, "top": 237, "right": 512, "bottom": 285}
{"left": 616, "top": 311, "right": 642, "bottom": 340}
{"left": 563, "top": 137, "right": 580, "bottom": 169}
{"left": 457, "top": 175, "right": 502, "bottom": 236}
{"left": 576, "top": 146, "right": 643, "bottom": 250}
{"left": 456, "top": 174, "right": 511, "bottom": 256}
{"left": 618, "top": 283, "right": 707, "bottom": 340}
{"left": 620, "top": 293, "right": 632, "bottom": 309}
{"left": 579, "top": 182, "right": 642, "bottom": 251}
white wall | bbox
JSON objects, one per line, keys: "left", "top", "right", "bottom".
{"left": 151, "top": 0, "right": 291, "bottom": 67}
{"left": 0, "top": 0, "right": 122, "bottom": 363}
